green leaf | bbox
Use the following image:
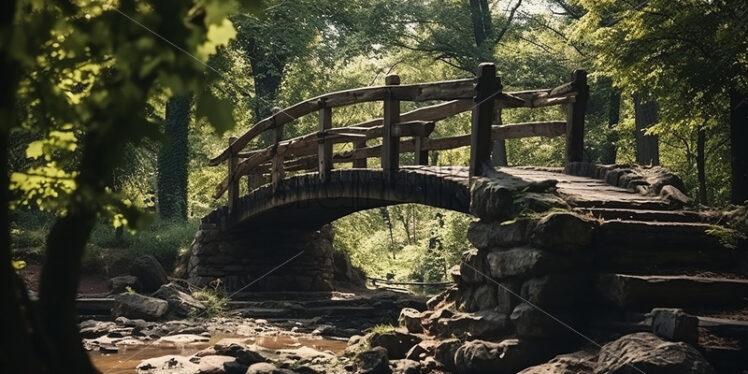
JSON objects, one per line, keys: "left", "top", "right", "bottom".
{"left": 12, "top": 260, "right": 27, "bottom": 270}
{"left": 196, "top": 92, "right": 236, "bottom": 134}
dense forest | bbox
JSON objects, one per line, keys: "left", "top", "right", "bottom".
{"left": 1, "top": 0, "right": 746, "bottom": 372}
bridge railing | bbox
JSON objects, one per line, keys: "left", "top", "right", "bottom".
{"left": 210, "top": 63, "right": 588, "bottom": 211}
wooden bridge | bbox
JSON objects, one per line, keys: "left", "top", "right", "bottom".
{"left": 206, "top": 63, "right": 597, "bottom": 228}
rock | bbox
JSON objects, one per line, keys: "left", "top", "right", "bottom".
{"left": 112, "top": 292, "right": 168, "bottom": 321}
{"left": 495, "top": 280, "right": 521, "bottom": 313}
{"left": 469, "top": 179, "right": 515, "bottom": 221}
{"left": 404, "top": 344, "right": 428, "bottom": 361}
{"left": 213, "top": 342, "right": 267, "bottom": 365}
{"left": 486, "top": 248, "right": 573, "bottom": 279}
{"left": 531, "top": 212, "right": 596, "bottom": 251}
{"left": 432, "top": 310, "right": 508, "bottom": 340}
{"left": 459, "top": 248, "right": 488, "bottom": 284}
{"left": 137, "top": 355, "right": 198, "bottom": 373}
{"left": 368, "top": 331, "right": 421, "bottom": 360}
{"left": 596, "top": 332, "right": 715, "bottom": 374}
{"left": 467, "top": 219, "right": 534, "bottom": 249}
{"left": 472, "top": 283, "right": 498, "bottom": 311}
{"left": 333, "top": 250, "right": 366, "bottom": 287}
{"left": 390, "top": 359, "right": 420, "bottom": 374}
{"left": 154, "top": 283, "right": 206, "bottom": 317}
{"left": 130, "top": 255, "right": 169, "bottom": 293}
{"left": 159, "top": 334, "right": 211, "bottom": 345}
{"left": 517, "top": 350, "right": 596, "bottom": 374}
{"left": 454, "top": 339, "right": 544, "bottom": 374}
{"left": 521, "top": 274, "right": 585, "bottom": 307}
{"left": 398, "top": 308, "right": 423, "bottom": 333}
{"left": 426, "top": 286, "right": 459, "bottom": 310}
{"left": 108, "top": 275, "right": 139, "bottom": 294}
{"left": 246, "top": 362, "right": 295, "bottom": 374}
{"left": 660, "top": 185, "right": 692, "bottom": 208}
{"left": 354, "top": 346, "right": 391, "bottom": 374}
{"left": 421, "top": 308, "right": 453, "bottom": 332}
{"left": 80, "top": 321, "right": 116, "bottom": 338}
{"left": 651, "top": 308, "right": 699, "bottom": 345}
{"left": 433, "top": 338, "right": 462, "bottom": 372}
{"left": 510, "top": 303, "right": 573, "bottom": 339}
{"left": 197, "top": 355, "right": 243, "bottom": 374}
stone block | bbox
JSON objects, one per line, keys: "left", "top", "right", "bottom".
{"left": 521, "top": 273, "right": 586, "bottom": 307}
{"left": 467, "top": 219, "right": 534, "bottom": 249}
{"left": 530, "top": 212, "right": 596, "bottom": 252}
{"left": 486, "top": 247, "right": 574, "bottom": 279}
{"left": 651, "top": 308, "right": 699, "bottom": 345}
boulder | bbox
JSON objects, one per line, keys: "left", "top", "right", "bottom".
{"left": 332, "top": 250, "right": 366, "bottom": 288}
{"left": 454, "top": 339, "right": 547, "bottom": 374}
{"left": 398, "top": 308, "right": 423, "bottom": 333}
{"left": 510, "top": 303, "right": 572, "bottom": 339}
{"left": 108, "top": 275, "right": 139, "bottom": 294}
{"left": 130, "top": 255, "right": 169, "bottom": 293}
{"left": 432, "top": 310, "right": 508, "bottom": 340}
{"left": 530, "top": 212, "right": 596, "bottom": 251}
{"left": 596, "top": 332, "right": 715, "bottom": 374}
{"left": 404, "top": 344, "right": 428, "bottom": 361}
{"left": 471, "top": 284, "right": 498, "bottom": 311}
{"left": 486, "top": 248, "right": 573, "bottom": 279}
{"left": 112, "top": 292, "right": 168, "bottom": 321}
{"left": 213, "top": 342, "right": 267, "bottom": 366}
{"left": 153, "top": 283, "right": 206, "bottom": 317}
{"left": 521, "top": 274, "right": 585, "bottom": 307}
{"left": 517, "top": 350, "right": 596, "bottom": 374}
{"left": 433, "top": 338, "right": 462, "bottom": 372}
{"left": 651, "top": 308, "right": 699, "bottom": 345}
{"left": 137, "top": 355, "right": 198, "bottom": 373}
{"left": 197, "top": 355, "right": 244, "bottom": 374}
{"left": 467, "top": 219, "right": 534, "bottom": 249}
{"left": 459, "top": 248, "right": 488, "bottom": 284}
{"left": 368, "top": 331, "right": 421, "bottom": 360}
{"left": 246, "top": 362, "right": 295, "bottom": 374}
{"left": 354, "top": 346, "right": 391, "bottom": 374}
{"left": 390, "top": 359, "right": 421, "bottom": 374}
{"left": 496, "top": 280, "right": 521, "bottom": 313}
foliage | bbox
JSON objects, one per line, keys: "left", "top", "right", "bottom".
{"left": 191, "top": 283, "right": 229, "bottom": 319}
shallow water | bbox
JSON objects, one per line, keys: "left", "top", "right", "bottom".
{"left": 90, "top": 333, "right": 348, "bottom": 374}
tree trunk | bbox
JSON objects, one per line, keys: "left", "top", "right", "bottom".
{"left": 697, "top": 126, "right": 708, "bottom": 204}
{"left": 730, "top": 91, "right": 748, "bottom": 204}
{"left": 469, "top": 0, "right": 492, "bottom": 46}
{"left": 247, "top": 38, "right": 286, "bottom": 146}
{"left": 633, "top": 92, "right": 660, "bottom": 165}
{"left": 157, "top": 95, "right": 191, "bottom": 220}
{"left": 601, "top": 88, "right": 621, "bottom": 164}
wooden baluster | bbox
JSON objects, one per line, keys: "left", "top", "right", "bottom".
{"left": 352, "top": 140, "right": 367, "bottom": 168}
{"left": 491, "top": 105, "right": 508, "bottom": 166}
{"left": 318, "top": 104, "right": 333, "bottom": 180}
{"left": 271, "top": 125, "right": 284, "bottom": 184}
{"left": 565, "top": 69, "right": 588, "bottom": 172}
{"left": 382, "top": 74, "right": 401, "bottom": 174}
{"left": 227, "top": 136, "right": 239, "bottom": 213}
{"left": 470, "top": 63, "right": 499, "bottom": 180}
{"left": 414, "top": 136, "right": 428, "bottom": 166}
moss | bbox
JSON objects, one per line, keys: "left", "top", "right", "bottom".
{"left": 705, "top": 226, "right": 747, "bottom": 249}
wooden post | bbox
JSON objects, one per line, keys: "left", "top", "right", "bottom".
{"left": 271, "top": 125, "right": 284, "bottom": 184}
{"left": 565, "top": 69, "right": 588, "bottom": 172}
{"left": 470, "top": 63, "right": 499, "bottom": 179}
{"left": 227, "top": 136, "right": 239, "bottom": 213}
{"left": 491, "top": 105, "right": 508, "bottom": 166}
{"left": 352, "top": 140, "right": 367, "bottom": 168}
{"left": 318, "top": 105, "right": 333, "bottom": 180}
{"left": 414, "top": 137, "right": 428, "bottom": 166}
{"left": 382, "top": 74, "right": 401, "bottom": 174}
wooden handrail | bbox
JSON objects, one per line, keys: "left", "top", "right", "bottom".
{"left": 209, "top": 78, "right": 475, "bottom": 166}
{"left": 213, "top": 65, "right": 588, "bottom": 202}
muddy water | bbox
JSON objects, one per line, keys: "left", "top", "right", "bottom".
{"left": 90, "top": 333, "right": 348, "bottom": 374}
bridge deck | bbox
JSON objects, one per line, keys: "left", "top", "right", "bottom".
{"left": 401, "top": 165, "right": 670, "bottom": 210}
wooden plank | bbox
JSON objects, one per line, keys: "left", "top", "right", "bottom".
{"left": 227, "top": 136, "right": 239, "bottom": 213}
{"left": 470, "top": 63, "right": 499, "bottom": 179}
{"left": 382, "top": 75, "right": 401, "bottom": 174}
{"left": 565, "top": 70, "right": 588, "bottom": 171}
{"left": 209, "top": 79, "right": 475, "bottom": 166}
{"left": 414, "top": 136, "right": 428, "bottom": 166}
{"left": 392, "top": 120, "right": 435, "bottom": 137}
{"left": 352, "top": 140, "right": 367, "bottom": 168}
{"left": 271, "top": 125, "right": 284, "bottom": 184}
{"left": 318, "top": 106, "right": 332, "bottom": 180}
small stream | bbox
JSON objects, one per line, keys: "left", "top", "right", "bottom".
{"left": 90, "top": 333, "right": 348, "bottom": 373}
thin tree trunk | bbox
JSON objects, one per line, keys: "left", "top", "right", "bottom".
{"left": 633, "top": 92, "right": 660, "bottom": 165}
{"left": 247, "top": 38, "right": 286, "bottom": 146}
{"left": 601, "top": 88, "right": 621, "bottom": 164}
{"left": 697, "top": 126, "right": 708, "bottom": 204}
{"left": 157, "top": 95, "right": 191, "bottom": 220}
{"left": 730, "top": 91, "right": 748, "bottom": 204}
